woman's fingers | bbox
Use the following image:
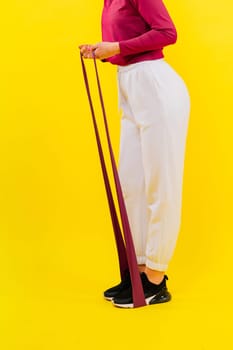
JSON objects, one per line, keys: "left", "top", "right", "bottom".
{"left": 78, "top": 44, "right": 97, "bottom": 59}
{"left": 78, "top": 45, "right": 86, "bottom": 54}
{"left": 78, "top": 42, "right": 117, "bottom": 60}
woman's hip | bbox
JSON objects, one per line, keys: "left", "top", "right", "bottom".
{"left": 117, "top": 59, "right": 190, "bottom": 128}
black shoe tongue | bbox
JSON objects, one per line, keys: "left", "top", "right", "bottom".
{"left": 142, "top": 272, "right": 167, "bottom": 286}
{"left": 141, "top": 272, "right": 150, "bottom": 284}
{"left": 140, "top": 272, "right": 146, "bottom": 278}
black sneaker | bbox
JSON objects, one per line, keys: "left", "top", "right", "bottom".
{"left": 112, "top": 273, "right": 171, "bottom": 308}
{"left": 103, "top": 270, "right": 131, "bottom": 301}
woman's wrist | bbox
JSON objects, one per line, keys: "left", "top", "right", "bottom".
{"left": 113, "top": 42, "right": 120, "bottom": 55}
{"left": 79, "top": 41, "right": 120, "bottom": 60}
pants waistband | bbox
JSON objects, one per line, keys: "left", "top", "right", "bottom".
{"left": 117, "top": 58, "right": 165, "bottom": 73}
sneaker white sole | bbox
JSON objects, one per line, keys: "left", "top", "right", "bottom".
{"left": 104, "top": 295, "right": 114, "bottom": 301}
{"left": 112, "top": 295, "right": 155, "bottom": 308}
{"left": 112, "top": 291, "right": 172, "bottom": 308}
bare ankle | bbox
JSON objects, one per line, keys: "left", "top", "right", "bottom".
{"left": 138, "top": 264, "right": 146, "bottom": 273}
{"left": 144, "top": 267, "right": 165, "bottom": 284}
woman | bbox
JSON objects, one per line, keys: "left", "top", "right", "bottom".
{"left": 79, "top": 0, "right": 190, "bottom": 308}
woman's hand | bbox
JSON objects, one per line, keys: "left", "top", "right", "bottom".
{"left": 79, "top": 42, "right": 120, "bottom": 60}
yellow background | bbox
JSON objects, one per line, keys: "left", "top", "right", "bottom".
{"left": 0, "top": 0, "right": 233, "bottom": 349}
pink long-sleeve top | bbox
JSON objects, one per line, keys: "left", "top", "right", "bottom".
{"left": 101, "top": 0, "right": 177, "bottom": 66}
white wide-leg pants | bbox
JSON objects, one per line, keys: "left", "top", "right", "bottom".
{"left": 117, "top": 59, "right": 190, "bottom": 271}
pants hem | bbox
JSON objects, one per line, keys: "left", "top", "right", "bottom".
{"left": 137, "top": 256, "right": 146, "bottom": 265}
{"left": 137, "top": 256, "right": 168, "bottom": 271}
{"left": 146, "top": 259, "right": 168, "bottom": 272}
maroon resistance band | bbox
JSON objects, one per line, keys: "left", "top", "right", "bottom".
{"left": 80, "top": 52, "right": 146, "bottom": 308}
